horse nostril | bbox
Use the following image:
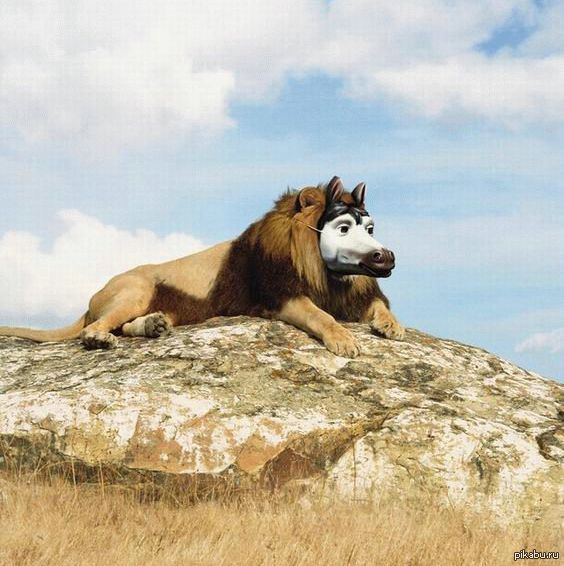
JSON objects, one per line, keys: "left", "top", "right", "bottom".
{"left": 373, "top": 251, "right": 383, "bottom": 263}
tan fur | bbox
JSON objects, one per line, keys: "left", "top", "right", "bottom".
{"left": 0, "top": 313, "right": 87, "bottom": 342}
{"left": 363, "top": 297, "right": 405, "bottom": 340}
{"left": 78, "top": 241, "right": 232, "bottom": 348}
{"left": 122, "top": 312, "right": 172, "bottom": 338}
{"left": 0, "top": 182, "right": 403, "bottom": 355}
{"left": 278, "top": 297, "right": 360, "bottom": 357}
{"left": 141, "top": 241, "right": 232, "bottom": 300}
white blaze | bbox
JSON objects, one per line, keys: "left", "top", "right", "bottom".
{"left": 319, "top": 214, "right": 384, "bottom": 272}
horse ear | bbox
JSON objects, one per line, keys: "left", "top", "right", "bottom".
{"left": 326, "top": 176, "right": 344, "bottom": 203}
{"left": 351, "top": 182, "right": 366, "bottom": 207}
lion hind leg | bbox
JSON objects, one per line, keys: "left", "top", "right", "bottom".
{"left": 122, "top": 312, "right": 172, "bottom": 338}
{"left": 80, "top": 276, "right": 155, "bottom": 350}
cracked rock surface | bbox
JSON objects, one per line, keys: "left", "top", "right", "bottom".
{"left": 1, "top": 316, "right": 562, "bottom": 522}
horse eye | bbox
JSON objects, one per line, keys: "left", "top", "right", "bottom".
{"left": 367, "top": 225, "right": 374, "bottom": 235}
{"left": 339, "top": 225, "right": 349, "bottom": 234}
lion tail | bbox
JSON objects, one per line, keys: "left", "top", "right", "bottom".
{"left": 0, "top": 313, "right": 88, "bottom": 343}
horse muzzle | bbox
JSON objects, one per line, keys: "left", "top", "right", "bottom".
{"left": 359, "top": 248, "right": 395, "bottom": 278}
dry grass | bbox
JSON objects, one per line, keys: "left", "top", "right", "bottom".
{"left": 0, "top": 472, "right": 560, "bottom": 566}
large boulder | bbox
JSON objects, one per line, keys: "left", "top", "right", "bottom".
{"left": 0, "top": 317, "right": 562, "bottom": 521}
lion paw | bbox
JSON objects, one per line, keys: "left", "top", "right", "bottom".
{"left": 324, "top": 325, "right": 360, "bottom": 358}
{"left": 80, "top": 330, "right": 118, "bottom": 350}
{"left": 144, "top": 312, "right": 171, "bottom": 338}
{"left": 370, "top": 312, "right": 405, "bottom": 341}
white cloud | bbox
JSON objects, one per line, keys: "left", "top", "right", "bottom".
{"left": 320, "top": 1, "right": 564, "bottom": 128}
{"left": 351, "top": 54, "right": 564, "bottom": 128}
{"left": 314, "top": 0, "right": 535, "bottom": 70}
{"left": 0, "top": 0, "right": 320, "bottom": 154}
{"left": 0, "top": 0, "right": 562, "bottom": 153}
{"left": 0, "top": 3, "right": 237, "bottom": 154}
{"left": 515, "top": 328, "right": 564, "bottom": 354}
{"left": 0, "top": 210, "right": 205, "bottom": 318}
{"left": 519, "top": 1, "right": 564, "bottom": 56}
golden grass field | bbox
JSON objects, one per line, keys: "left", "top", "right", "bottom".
{"left": 0, "top": 471, "right": 560, "bottom": 566}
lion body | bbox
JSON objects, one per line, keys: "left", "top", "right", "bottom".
{"left": 0, "top": 185, "right": 404, "bottom": 354}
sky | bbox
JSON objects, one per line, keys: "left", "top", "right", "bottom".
{"left": 0, "top": 0, "right": 563, "bottom": 380}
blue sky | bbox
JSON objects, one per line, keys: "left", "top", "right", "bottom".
{"left": 1, "top": 1, "right": 563, "bottom": 379}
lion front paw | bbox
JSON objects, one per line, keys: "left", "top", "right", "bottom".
{"left": 370, "top": 311, "right": 405, "bottom": 341}
{"left": 323, "top": 325, "right": 360, "bottom": 357}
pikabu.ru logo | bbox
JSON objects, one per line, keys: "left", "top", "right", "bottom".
{"left": 514, "top": 549, "right": 559, "bottom": 561}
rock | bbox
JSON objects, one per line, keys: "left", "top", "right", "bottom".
{"left": 0, "top": 316, "right": 562, "bottom": 522}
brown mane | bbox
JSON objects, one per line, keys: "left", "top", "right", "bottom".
{"left": 256, "top": 187, "right": 328, "bottom": 295}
